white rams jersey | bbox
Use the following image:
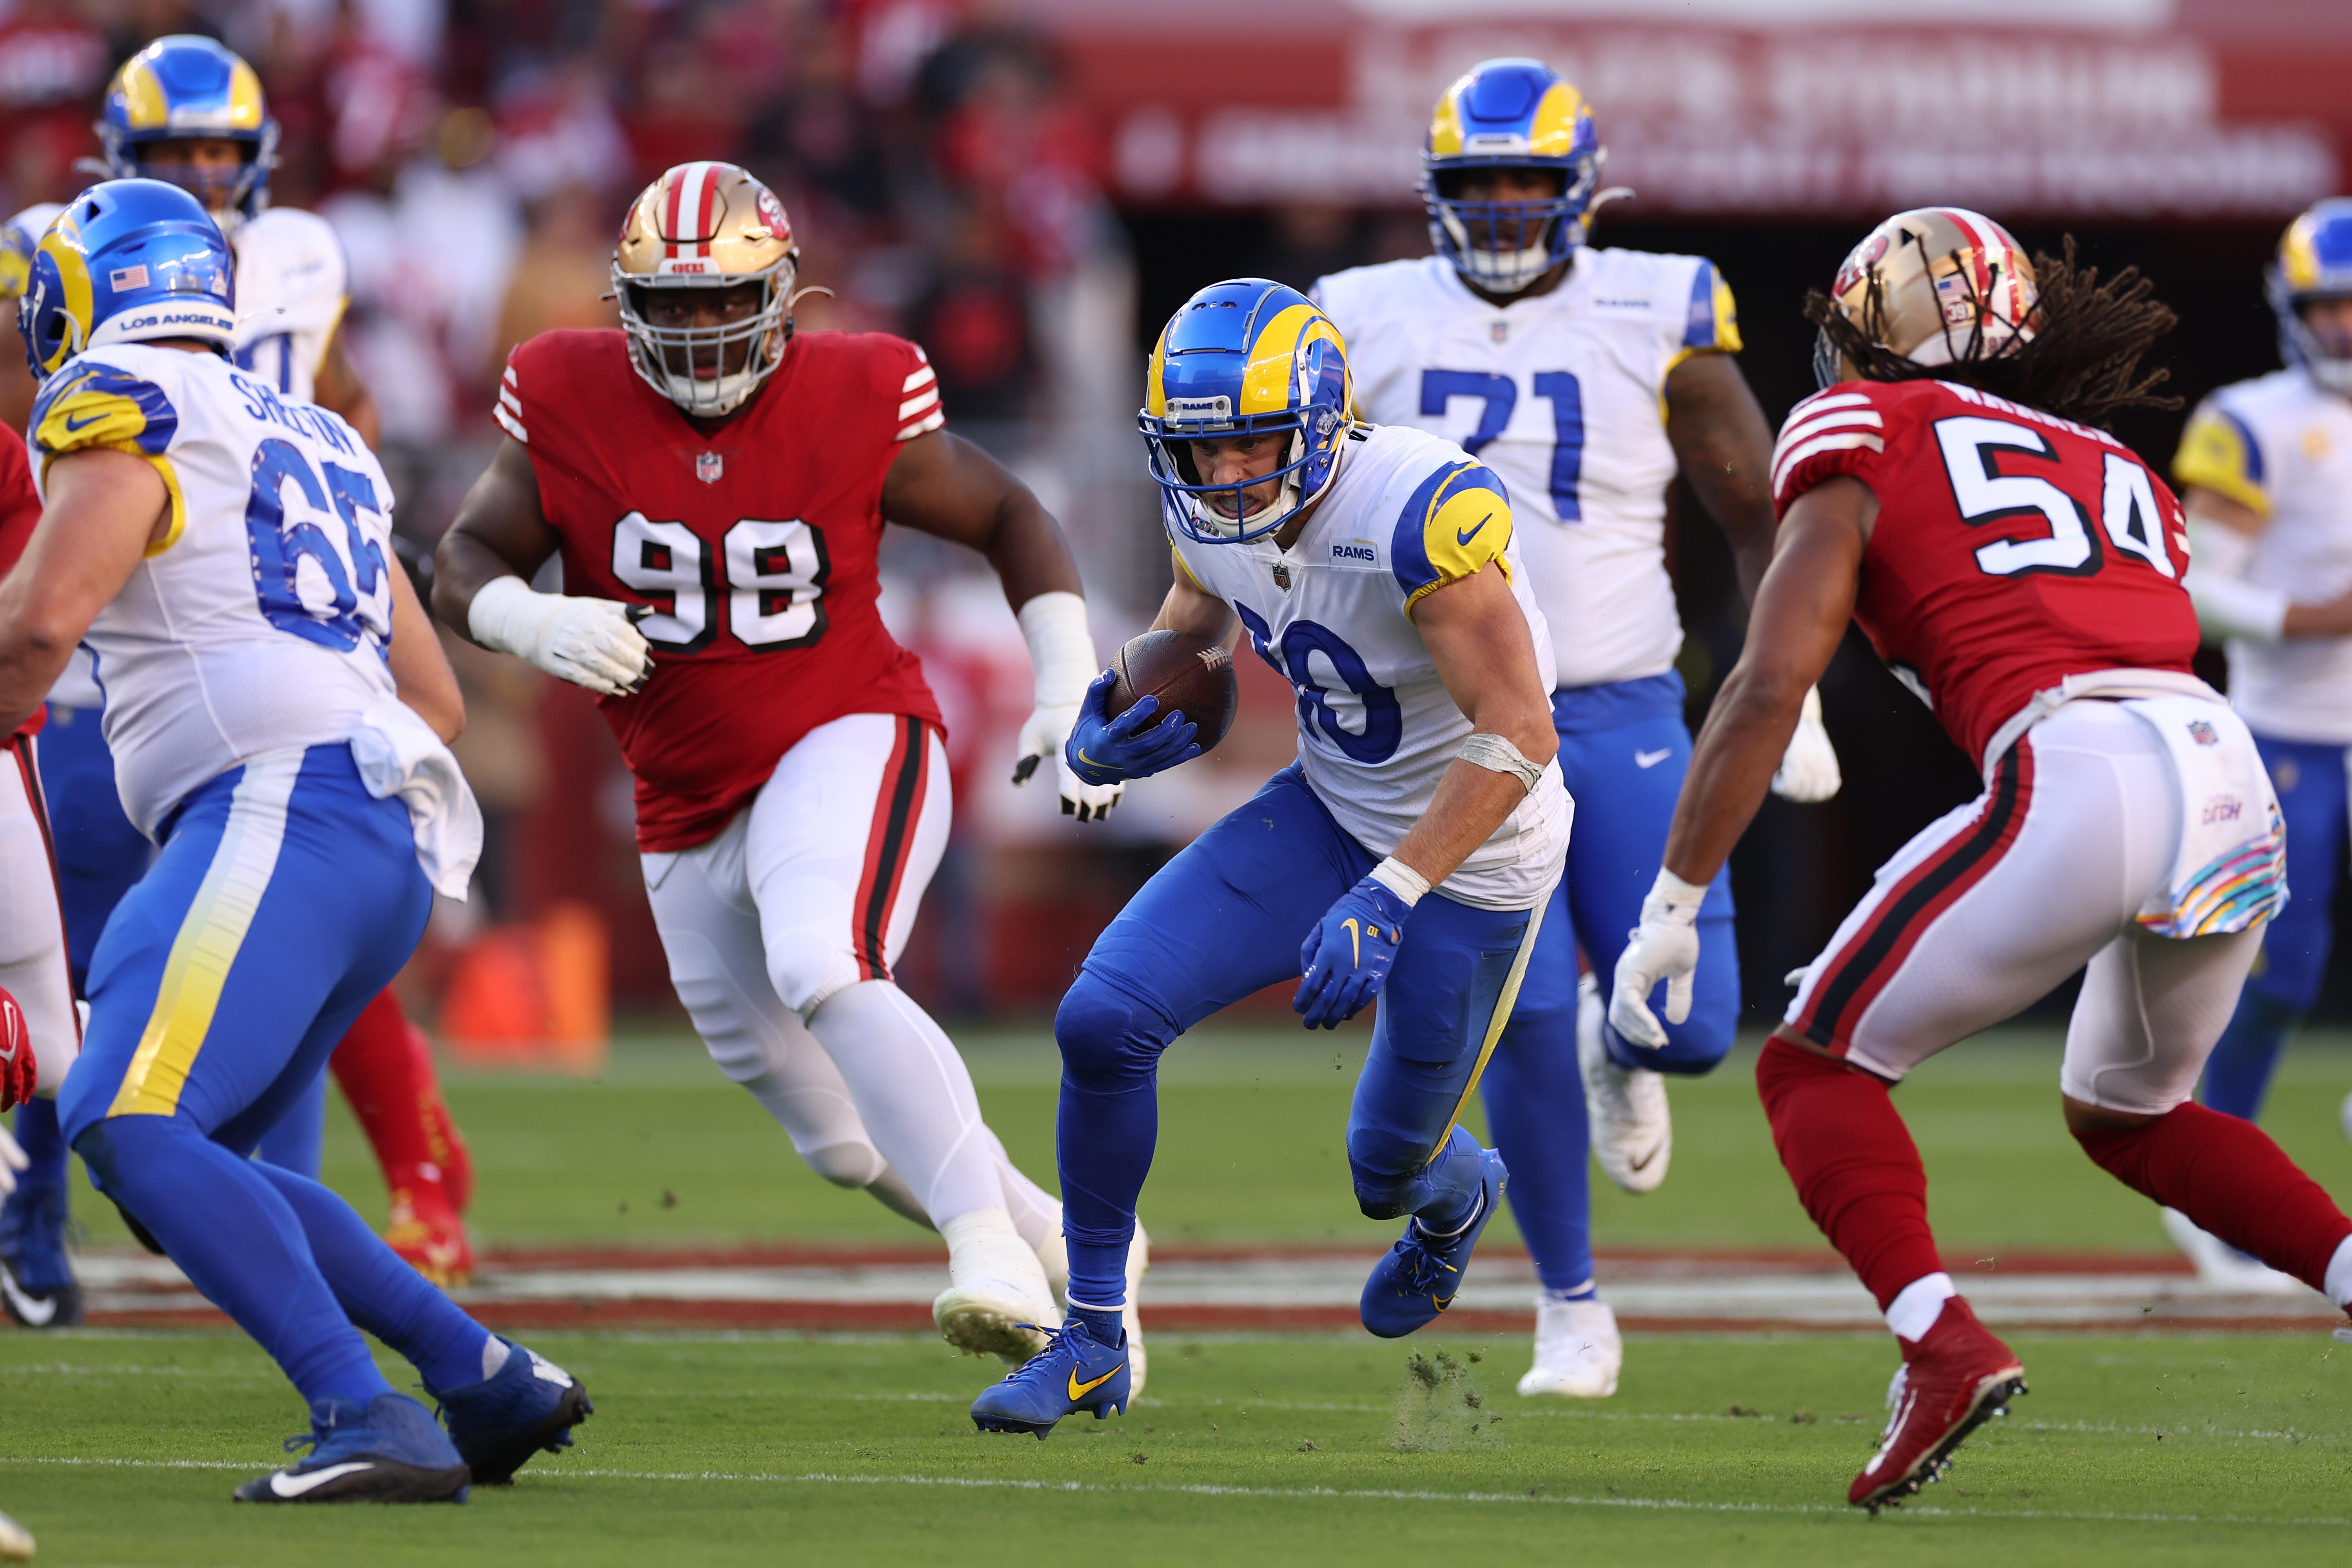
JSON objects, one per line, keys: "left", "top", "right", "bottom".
{"left": 1314, "top": 248, "right": 1740, "bottom": 690}
{"left": 1169, "top": 423, "right": 1570, "bottom": 911}
{"left": 30, "top": 344, "right": 398, "bottom": 836}
{"left": 229, "top": 207, "right": 348, "bottom": 404}
{"left": 2174, "top": 367, "right": 2352, "bottom": 744}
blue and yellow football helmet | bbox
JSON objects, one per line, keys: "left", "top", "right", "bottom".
{"left": 2271, "top": 199, "right": 2352, "bottom": 396}
{"left": 19, "top": 180, "right": 236, "bottom": 379}
{"left": 0, "top": 203, "right": 65, "bottom": 305}
{"left": 1421, "top": 58, "right": 1606, "bottom": 296}
{"left": 1140, "top": 279, "right": 1352, "bottom": 545}
{"left": 97, "top": 36, "right": 278, "bottom": 228}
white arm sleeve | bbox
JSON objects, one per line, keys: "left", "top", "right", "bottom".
{"left": 2183, "top": 518, "right": 2288, "bottom": 644}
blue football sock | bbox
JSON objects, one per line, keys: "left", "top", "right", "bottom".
{"left": 1064, "top": 1300, "right": 1123, "bottom": 1344}
{"left": 10, "top": 1097, "right": 67, "bottom": 1191}
{"left": 1054, "top": 985, "right": 1164, "bottom": 1315}
{"left": 251, "top": 1069, "right": 327, "bottom": 1177}
{"left": 247, "top": 1160, "right": 492, "bottom": 1394}
{"left": 2201, "top": 990, "right": 2300, "bottom": 1121}
{"left": 1411, "top": 1125, "right": 1488, "bottom": 1234}
{"left": 1479, "top": 1011, "right": 1595, "bottom": 1296}
{"left": 74, "top": 1115, "right": 392, "bottom": 1407}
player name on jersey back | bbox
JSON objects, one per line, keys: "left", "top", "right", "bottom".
{"left": 29, "top": 343, "right": 399, "bottom": 835}
{"left": 500, "top": 328, "right": 944, "bottom": 851}
{"left": 1772, "top": 376, "right": 2199, "bottom": 771}
{"left": 1168, "top": 423, "right": 1568, "bottom": 912}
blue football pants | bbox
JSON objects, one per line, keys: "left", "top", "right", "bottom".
{"left": 63, "top": 744, "right": 480, "bottom": 1407}
{"left": 1054, "top": 765, "right": 1537, "bottom": 1312}
{"left": 1479, "top": 676, "right": 1739, "bottom": 1294}
{"left": 2202, "top": 733, "right": 2345, "bottom": 1121}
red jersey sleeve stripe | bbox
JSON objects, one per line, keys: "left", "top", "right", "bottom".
{"left": 494, "top": 403, "right": 528, "bottom": 443}
{"left": 895, "top": 410, "right": 945, "bottom": 441}
{"left": 897, "top": 387, "right": 940, "bottom": 422}
{"left": 1772, "top": 430, "right": 1882, "bottom": 500}
{"left": 902, "top": 363, "right": 936, "bottom": 393}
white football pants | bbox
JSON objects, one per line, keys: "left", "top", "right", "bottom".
{"left": 0, "top": 735, "right": 78, "bottom": 1095}
{"left": 641, "top": 713, "right": 1058, "bottom": 1237}
{"left": 1784, "top": 700, "right": 2261, "bottom": 1114}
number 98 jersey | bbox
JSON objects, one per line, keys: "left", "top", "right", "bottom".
{"left": 31, "top": 344, "right": 398, "bottom": 838}
{"left": 1772, "top": 377, "right": 2199, "bottom": 771}
{"left": 498, "top": 329, "right": 944, "bottom": 852}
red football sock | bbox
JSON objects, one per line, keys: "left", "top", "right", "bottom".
{"left": 2073, "top": 1099, "right": 2352, "bottom": 1292}
{"left": 330, "top": 989, "right": 470, "bottom": 1207}
{"left": 1756, "top": 1033, "right": 1945, "bottom": 1312}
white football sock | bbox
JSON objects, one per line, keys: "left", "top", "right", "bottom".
{"left": 983, "top": 1125, "right": 1064, "bottom": 1260}
{"left": 804, "top": 979, "right": 1004, "bottom": 1226}
{"left": 1885, "top": 1272, "right": 1956, "bottom": 1342}
{"left": 2326, "top": 1233, "right": 2352, "bottom": 1308}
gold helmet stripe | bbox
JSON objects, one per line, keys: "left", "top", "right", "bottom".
{"left": 1238, "top": 303, "right": 1343, "bottom": 417}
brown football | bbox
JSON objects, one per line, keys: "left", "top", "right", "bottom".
{"left": 1107, "top": 630, "right": 1239, "bottom": 753}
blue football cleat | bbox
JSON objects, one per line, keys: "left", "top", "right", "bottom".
{"left": 429, "top": 1338, "right": 592, "bottom": 1485}
{"left": 234, "top": 1393, "right": 470, "bottom": 1503}
{"left": 1360, "top": 1146, "right": 1508, "bottom": 1338}
{"left": 0, "top": 1177, "right": 82, "bottom": 1328}
{"left": 971, "top": 1319, "right": 1131, "bottom": 1438}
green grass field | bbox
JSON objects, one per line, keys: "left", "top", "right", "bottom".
{"left": 7, "top": 1026, "right": 2352, "bottom": 1564}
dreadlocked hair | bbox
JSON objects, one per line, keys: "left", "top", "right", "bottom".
{"left": 1805, "top": 237, "right": 2180, "bottom": 429}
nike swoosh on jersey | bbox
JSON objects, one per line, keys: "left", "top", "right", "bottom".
{"left": 0, "top": 1267, "right": 56, "bottom": 1327}
{"left": 268, "top": 1462, "right": 375, "bottom": 1498}
{"left": 1454, "top": 513, "right": 1492, "bottom": 547}
{"left": 1067, "top": 1363, "right": 1125, "bottom": 1400}
{"left": 62, "top": 411, "right": 106, "bottom": 432}
{"left": 1635, "top": 748, "right": 1673, "bottom": 769}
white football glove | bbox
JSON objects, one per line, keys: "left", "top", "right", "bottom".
{"left": 1770, "top": 685, "right": 1841, "bottom": 803}
{"left": 1609, "top": 868, "right": 1708, "bottom": 1051}
{"left": 0, "top": 1123, "right": 24, "bottom": 1198}
{"left": 468, "top": 575, "right": 652, "bottom": 698}
{"left": 1011, "top": 592, "right": 1123, "bottom": 823}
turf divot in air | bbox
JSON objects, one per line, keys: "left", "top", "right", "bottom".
{"left": 1391, "top": 1348, "right": 1500, "bottom": 1453}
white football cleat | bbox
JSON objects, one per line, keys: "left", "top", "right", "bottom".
{"left": 1578, "top": 974, "right": 1671, "bottom": 1193}
{"left": 2160, "top": 1208, "right": 2308, "bottom": 1295}
{"left": 0, "top": 1506, "right": 31, "bottom": 1561}
{"left": 1124, "top": 1221, "right": 1151, "bottom": 1402}
{"left": 2340, "top": 1089, "right": 2352, "bottom": 1146}
{"left": 935, "top": 1208, "right": 1063, "bottom": 1366}
{"left": 1517, "top": 1296, "right": 1621, "bottom": 1398}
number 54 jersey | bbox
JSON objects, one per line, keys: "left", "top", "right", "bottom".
{"left": 31, "top": 345, "right": 398, "bottom": 838}
{"left": 1169, "top": 423, "right": 1570, "bottom": 913}
{"left": 498, "top": 329, "right": 944, "bottom": 852}
{"left": 1771, "top": 377, "right": 2199, "bottom": 771}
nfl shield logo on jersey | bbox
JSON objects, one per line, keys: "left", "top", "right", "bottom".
{"left": 1490, "top": 320, "right": 1509, "bottom": 344}
{"left": 2188, "top": 720, "right": 2219, "bottom": 747}
{"left": 1271, "top": 562, "right": 1292, "bottom": 591}
{"left": 696, "top": 452, "right": 724, "bottom": 484}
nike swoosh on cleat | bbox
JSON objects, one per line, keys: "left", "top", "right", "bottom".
{"left": 1454, "top": 513, "right": 1491, "bottom": 547}
{"left": 268, "top": 1463, "right": 375, "bottom": 1498}
{"left": 1635, "top": 748, "right": 1672, "bottom": 769}
{"left": 1067, "top": 1363, "right": 1125, "bottom": 1401}
{"left": 1625, "top": 1142, "right": 1665, "bottom": 1172}
{"left": 0, "top": 1268, "right": 56, "bottom": 1327}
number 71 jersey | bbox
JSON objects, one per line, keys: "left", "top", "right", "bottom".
{"left": 1771, "top": 377, "right": 2199, "bottom": 771}
{"left": 30, "top": 343, "right": 399, "bottom": 837}
{"left": 498, "top": 329, "right": 943, "bottom": 852}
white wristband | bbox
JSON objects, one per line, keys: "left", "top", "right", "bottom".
{"left": 2183, "top": 520, "right": 2288, "bottom": 643}
{"left": 1368, "top": 855, "right": 1429, "bottom": 907}
{"left": 1647, "top": 866, "right": 1710, "bottom": 915}
{"left": 1016, "top": 591, "right": 1097, "bottom": 708}
{"left": 1456, "top": 731, "right": 1544, "bottom": 793}
{"left": 467, "top": 574, "right": 552, "bottom": 659}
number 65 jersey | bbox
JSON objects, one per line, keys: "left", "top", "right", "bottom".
{"left": 498, "top": 329, "right": 943, "bottom": 852}
{"left": 31, "top": 345, "right": 398, "bottom": 838}
{"left": 1771, "top": 377, "right": 2199, "bottom": 771}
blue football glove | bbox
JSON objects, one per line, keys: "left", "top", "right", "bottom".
{"left": 1294, "top": 874, "right": 1416, "bottom": 1031}
{"left": 1064, "top": 668, "right": 1201, "bottom": 788}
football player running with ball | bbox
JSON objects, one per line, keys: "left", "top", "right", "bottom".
{"left": 436, "top": 162, "right": 1119, "bottom": 1372}
{"left": 1613, "top": 208, "right": 2352, "bottom": 1510}
{"left": 967, "top": 279, "right": 1571, "bottom": 1437}
{"left": 0, "top": 182, "right": 585, "bottom": 1502}
{"left": 1314, "top": 56, "right": 1841, "bottom": 1399}
{"left": 2165, "top": 199, "right": 2352, "bottom": 1285}
{"left": 1, "top": 37, "right": 480, "bottom": 1330}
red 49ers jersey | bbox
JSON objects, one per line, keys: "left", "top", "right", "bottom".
{"left": 1771, "top": 377, "right": 2197, "bottom": 768}
{"left": 500, "top": 328, "right": 945, "bottom": 850}
{"left": 0, "top": 427, "right": 44, "bottom": 739}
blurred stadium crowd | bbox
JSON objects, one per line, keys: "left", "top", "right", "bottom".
{"left": 7, "top": 0, "right": 2352, "bottom": 1036}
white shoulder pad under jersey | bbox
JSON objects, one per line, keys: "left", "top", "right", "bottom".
{"left": 231, "top": 207, "right": 350, "bottom": 404}
{"left": 1167, "top": 423, "right": 1569, "bottom": 912}
{"left": 1314, "top": 248, "right": 1740, "bottom": 691}
{"left": 2172, "top": 365, "right": 2352, "bottom": 743}
{"left": 30, "top": 345, "right": 397, "bottom": 835}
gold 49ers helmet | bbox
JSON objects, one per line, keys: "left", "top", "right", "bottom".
{"left": 1814, "top": 207, "right": 2038, "bottom": 389}
{"left": 614, "top": 161, "right": 802, "bottom": 417}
